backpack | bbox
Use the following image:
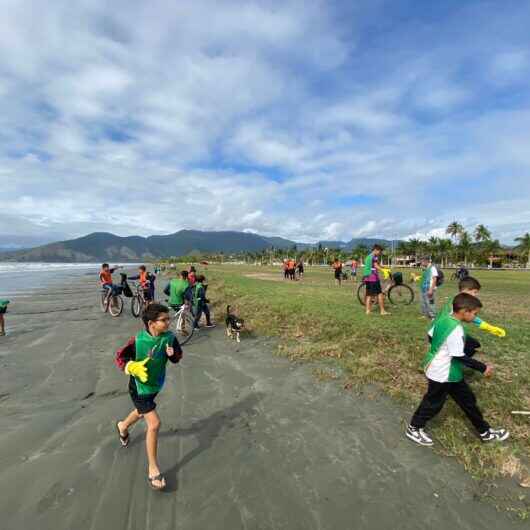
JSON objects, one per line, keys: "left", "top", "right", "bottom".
{"left": 435, "top": 267, "right": 444, "bottom": 287}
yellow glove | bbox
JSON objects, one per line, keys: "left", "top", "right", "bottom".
{"left": 479, "top": 321, "right": 506, "bottom": 338}
{"left": 125, "top": 358, "right": 150, "bottom": 383}
{"left": 381, "top": 268, "right": 391, "bottom": 280}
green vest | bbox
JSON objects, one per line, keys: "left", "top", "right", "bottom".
{"left": 192, "top": 282, "right": 204, "bottom": 312}
{"left": 0, "top": 300, "right": 9, "bottom": 309}
{"left": 423, "top": 315, "right": 464, "bottom": 383}
{"left": 363, "top": 254, "right": 374, "bottom": 277}
{"left": 134, "top": 330, "right": 174, "bottom": 395}
{"left": 169, "top": 278, "right": 189, "bottom": 306}
{"left": 430, "top": 297, "right": 469, "bottom": 338}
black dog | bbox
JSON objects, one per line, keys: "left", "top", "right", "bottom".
{"left": 225, "top": 305, "right": 244, "bottom": 343}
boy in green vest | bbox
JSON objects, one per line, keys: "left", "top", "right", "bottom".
{"left": 115, "top": 303, "right": 183, "bottom": 490}
{"left": 192, "top": 275, "right": 215, "bottom": 329}
{"left": 0, "top": 299, "right": 9, "bottom": 336}
{"left": 428, "top": 276, "right": 506, "bottom": 357}
{"left": 406, "top": 293, "right": 509, "bottom": 446}
{"left": 362, "top": 244, "right": 390, "bottom": 315}
{"left": 164, "top": 270, "right": 190, "bottom": 309}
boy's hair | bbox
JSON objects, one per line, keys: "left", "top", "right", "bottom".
{"left": 139, "top": 265, "right": 146, "bottom": 271}
{"left": 197, "top": 274, "right": 206, "bottom": 283}
{"left": 372, "top": 244, "right": 383, "bottom": 251}
{"left": 142, "top": 303, "right": 169, "bottom": 329}
{"left": 453, "top": 293, "right": 483, "bottom": 313}
{"left": 459, "top": 276, "right": 481, "bottom": 292}
{"left": 189, "top": 266, "right": 196, "bottom": 272}
{"left": 102, "top": 263, "right": 109, "bottom": 269}
{"left": 180, "top": 270, "right": 189, "bottom": 279}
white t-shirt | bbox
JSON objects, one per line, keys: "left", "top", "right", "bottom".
{"left": 425, "top": 325, "right": 465, "bottom": 382}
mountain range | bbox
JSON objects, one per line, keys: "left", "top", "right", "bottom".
{"left": 0, "top": 230, "right": 393, "bottom": 262}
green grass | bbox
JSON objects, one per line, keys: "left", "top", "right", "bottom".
{"left": 198, "top": 265, "right": 529, "bottom": 513}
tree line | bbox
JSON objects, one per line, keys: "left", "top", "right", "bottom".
{"left": 157, "top": 224, "right": 530, "bottom": 269}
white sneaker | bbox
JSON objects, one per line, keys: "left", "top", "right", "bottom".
{"left": 480, "top": 428, "right": 510, "bottom": 443}
{"left": 406, "top": 425, "right": 433, "bottom": 446}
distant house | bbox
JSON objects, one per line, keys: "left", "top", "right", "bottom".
{"left": 394, "top": 255, "right": 417, "bottom": 266}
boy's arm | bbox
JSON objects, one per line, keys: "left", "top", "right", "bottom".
{"left": 115, "top": 337, "right": 136, "bottom": 371}
{"left": 163, "top": 283, "right": 170, "bottom": 296}
{"left": 447, "top": 329, "right": 487, "bottom": 373}
{"left": 472, "top": 316, "right": 506, "bottom": 337}
{"left": 167, "top": 337, "right": 183, "bottom": 364}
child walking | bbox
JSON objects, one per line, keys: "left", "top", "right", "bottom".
{"left": 406, "top": 293, "right": 509, "bottom": 446}
{"left": 115, "top": 303, "right": 183, "bottom": 490}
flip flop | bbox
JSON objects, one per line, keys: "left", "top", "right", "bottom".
{"left": 116, "top": 422, "right": 129, "bottom": 448}
{"left": 148, "top": 474, "right": 166, "bottom": 490}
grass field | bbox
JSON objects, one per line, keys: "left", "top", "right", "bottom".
{"left": 196, "top": 264, "right": 529, "bottom": 512}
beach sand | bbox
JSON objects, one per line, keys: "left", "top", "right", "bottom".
{"left": 0, "top": 272, "right": 525, "bottom": 530}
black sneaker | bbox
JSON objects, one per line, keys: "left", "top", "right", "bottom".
{"left": 405, "top": 425, "right": 433, "bottom": 446}
{"left": 480, "top": 428, "right": 510, "bottom": 443}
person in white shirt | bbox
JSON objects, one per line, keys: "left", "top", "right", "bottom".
{"left": 406, "top": 293, "right": 509, "bottom": 447}
{"left": 419, "top": 257, "right": 439, "bottom": 319}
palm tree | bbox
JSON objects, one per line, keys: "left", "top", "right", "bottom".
{"left": 481, "top": 239, "right": 502, "bottom": 268}
{"left": 446, "top": 221, "right": 464, "bottom": 243}
{"left": 474, "top": 224, "right": 491, "bottom": 243}
{"left": 437, "top": 238, "right": 453, "bottom": 267}
{"left": 458, "top": 231, "right": 472, "bottom": 265}
{"left": 515, "top": 233, "right": 530, "bottom": 268}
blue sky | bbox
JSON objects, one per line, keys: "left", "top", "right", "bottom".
{"left": 1, "top": 0, "right": 530, "bottom": 248}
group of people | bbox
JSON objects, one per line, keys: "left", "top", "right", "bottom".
{"left": 282, "top": 258, "right": 304, "bottom": 280}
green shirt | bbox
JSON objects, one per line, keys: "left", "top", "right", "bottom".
{"left": 169, "top": 278, "right": 189, "bottom": 307}
{"left": 134, "top": 330, "right": 174, "bottom": 395}
{"left": 0, "top": 300, "right": 9, "bottom": 309}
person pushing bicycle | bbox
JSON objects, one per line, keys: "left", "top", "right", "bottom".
{"left": 362, "top": 244, "right": 390, "bottom": 315}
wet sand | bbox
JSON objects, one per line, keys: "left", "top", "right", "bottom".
{"left": 0, "top": 272, "right": 525, "bottom": 530}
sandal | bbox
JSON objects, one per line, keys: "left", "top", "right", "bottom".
{"left": 116, "top": 422, "right": 129, "bottom": 448}
{"left": 148, "top": 474, "right": 166, "bottom": 490}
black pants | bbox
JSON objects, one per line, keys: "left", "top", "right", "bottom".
{"left": 193, "top": 302, "right": 212, "bottom": 327}
{"left": 410, "top": 379, "right": 490, "bottom": 434}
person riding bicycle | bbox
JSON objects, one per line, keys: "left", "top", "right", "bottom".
{"left": 164, "top": 271, "right": 190, "bottom": 309}
{"left": 99, "top": 263, "right": 122, "bottom": 297}
{"left": 129, "top": 265, "right": 154, "bottom": 302}
{"left": 362, "top": 244, "right": 390, "bottom": 315}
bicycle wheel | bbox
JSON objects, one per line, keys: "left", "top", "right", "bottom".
{"left": 131, "top": 295, "right": 142, "bottom": 318}
{"left": 100, "top": 292, "right": 109, "bottom": 313}
{"left": 174, "top": 310, "right": 195, "bottom": 345}
{"left": 388, "top": 284, "right": 414, "bottom": 305}
{"left": 109, "top": 295, "right": 124, "bottom": 317}
{"left": 356, "top": 283, "right": 366, "bottom": 305}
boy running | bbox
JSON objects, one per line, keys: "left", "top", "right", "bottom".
{"left": 419, "top": 257, "right": 439, "bottom": 320}
{"left": 0, "top": 299, "right": 9, "bottom": 336}
{"left": 115, "top": 303, "right": 183, "bottom": 490}
{"left": 406, "top": 293, "right": 509, "bottom": 446}
{"left": 362, "top": 245, "right": 390, "bottom": 315}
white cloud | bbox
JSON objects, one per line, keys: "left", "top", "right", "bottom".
{"left": 1, "top": 1, "right": 530, "bottom": 247}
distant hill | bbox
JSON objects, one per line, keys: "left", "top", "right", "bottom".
{"left": 0, "top": 230, "right": 396, "bottom": 262}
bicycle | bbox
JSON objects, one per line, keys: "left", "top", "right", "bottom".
{"left": 166, "top": 300, "right": 196, "bottom": 345}
{"left": 356, "top": 270, "right": 414, "bottom": 307}
{"left": 130, "top": 281, "right": 150, "bottom": 318}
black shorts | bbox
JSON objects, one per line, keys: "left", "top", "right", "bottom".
{"left": 128, "top": 377, "right": 158, "bottom": 415}
{"left": 0, "top": 306, "right": 6, "bottom": 315}
{"left": 365, "top": 280, "right": 382, "bottom": 296}
{"left": 334, "top": 270, "right": 342, "bottom": 279}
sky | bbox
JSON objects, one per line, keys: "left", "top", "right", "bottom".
{"left": 1, "top": 0, "right": 530, "bottom": 248}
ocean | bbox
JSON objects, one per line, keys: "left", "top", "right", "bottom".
{"left": 0, "top": 262, "right": 138, "bottom": 298}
